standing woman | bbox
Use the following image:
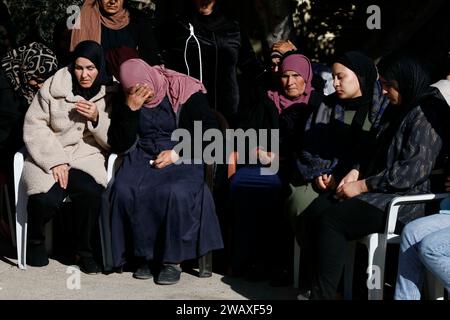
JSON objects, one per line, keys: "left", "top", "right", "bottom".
{"left": 22, "top": 41, "right": 115, "bottom": 273}
{"left": 160, "top": 0, "right": 263, "bottom": 126}
{"left": 303, "top": 53, "right": 448, "bottom": 299}
{"left": 70, "top": 0, "right": 161, "bottom": 78}
{"left": 110, "top": 59, "right": 223, "bottom": 285}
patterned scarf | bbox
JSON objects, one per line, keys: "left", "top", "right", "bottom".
{"left": 1, "top": 42, "right": 58, "bottom": 104}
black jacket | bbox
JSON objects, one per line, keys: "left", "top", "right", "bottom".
{"left": 128, "top": 8, "right": 161, "bottom": 66}
{"left": 159, "top": 10, "right": 263, "bottom": 125}
{"left": 357, "top": 89, "right": 450, "bottom": 228}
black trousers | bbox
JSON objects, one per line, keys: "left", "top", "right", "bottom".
{"left": 297, "top": 192, "right": 386, "bottom": 300}
{"left": 27, "top": 169, "right": 104, "bottom": 258}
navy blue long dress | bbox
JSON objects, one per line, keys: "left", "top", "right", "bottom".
{"left": 111, "top": 97, "right": 223, "bottom": 267}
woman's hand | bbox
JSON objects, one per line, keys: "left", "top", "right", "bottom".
{"left": 257, "top": 149, "right": 275, "bottom": 165}
{"left": 75, "top": 100, "right": 99, "bottom": 122}
{"left": 337, "top": 169, "right": 360, "bottom": 190}
{"left": 51, "top": 164, "right": 70, "bottom": 189}
{"left": 126, "top": 83, "right": 154, "bottom": 111}
{"left": 314, "top": 174, "right": 336, "bottom": 191}
{"left": 272, "top": 40, "right": 297, "bottom": 54}
{"left": 336, "top": 179, "right": 368, "bottom": 199}
{"left": 154, "top": 150, "right": 180, "bottom": 169}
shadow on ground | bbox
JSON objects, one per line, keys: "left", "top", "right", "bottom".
{"left": 220, "top": 275, "right": 298, "bottom": 300}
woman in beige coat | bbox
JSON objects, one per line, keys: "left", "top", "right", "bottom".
{"left": 22, "top": 40, "right": 116, "bottom": 274}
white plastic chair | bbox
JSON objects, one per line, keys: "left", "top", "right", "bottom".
{"left": 14, "top": 149, "right": 118, "bottom": 270}
{"left": 293, "top": 193, "right": 449, "bottom": 299}
{"left": 343, "top": 193, "right": 449, "bottom": 300}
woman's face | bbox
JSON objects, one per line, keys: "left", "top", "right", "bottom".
{"left": 281, "top": 70, "right": 306, "bottom": 98}
{"left": 99, "top": 0, "right": 124, "bottom": 15}
{"left": 74, "top": 57, "right": 99, "bottom": 89}
{"left": 194, "top": 0, "right": 216, "bottom": 15}
{"left": 380, "top": 76, "right": 402, "bottom": 105}
{"left": 332, "top": 63, "right": 362, "bottom": 99}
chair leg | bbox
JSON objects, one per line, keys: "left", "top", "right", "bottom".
{"left": 344, "top": 241, "right": 356, "bottom": 300}
{"left": 15, "top": 183, "right": 28, "bottom": 270}
{"left": 198, "top": 251, "right": 212, "bottom": 278}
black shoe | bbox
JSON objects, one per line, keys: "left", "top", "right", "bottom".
{"left": 78, "top": 257, "right": 101, "bottom": 275}
{"left": 155, "top": 264, "right": 182, "bottom": 285}
{"left": 27, "top": 242, "right": 49, "bottom": 267}
{"left": 133, "top": 264, "right": 152, "bottom": 280}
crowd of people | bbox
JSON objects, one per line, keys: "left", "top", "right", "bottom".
{"left": 0, "top": 0, "right": 449, "bottom": 299}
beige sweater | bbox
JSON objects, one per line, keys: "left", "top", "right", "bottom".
{"left": 23, "top": 67, "right": 117, "bottom": 195}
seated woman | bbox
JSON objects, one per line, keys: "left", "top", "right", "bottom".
{"left": 229, "top": 52, "right": 320, "bottom": 284}
{"left": 394, "top": 70, "right": 450, "bottom": 300}
{"left": 110, "top": 58, "right": 223, "bottom": 285}
{"left": 394, "top": 202, "right": 450, "bottom": 300}
{"left": 289, "top": 51, "right": 387, "bottom": 290}
{"left": 301, "top": 53, "right": 448, "bottom": 300}
{"left": 292, "top": 51, "right": 387, "bottom": 220}
{"left": 22, "top": 40, "right": 115, "bottom": 274}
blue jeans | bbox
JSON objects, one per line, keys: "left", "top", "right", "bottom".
{"left": 394, "top": 213, "right": 450, "bottom": 300}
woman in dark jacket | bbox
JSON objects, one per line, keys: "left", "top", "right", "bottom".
{"left": 290, "top": 52, "right": 388, "bottom": 221}
{"left": 159, "top": 0, "right": 263, "bottom": 127}
{"left": 290, "top": 52, "right": 388, "bottom": 291}
{"left": 70, "top": 0, "right": 161, "bottom": 79}
{"left": 303, "top": 53, "right": 448, "bottom": 300}
{"left": 109, "top": 58, "right": 223, "bottom": 285}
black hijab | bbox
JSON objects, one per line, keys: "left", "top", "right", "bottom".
{"left": 71, "top": 40, "right": 111, "bottom": 100}
{"left": 377, "top": 53, "right": 431, "bottom": 110}
{"left": 334, "top": 51, "right": 378, "bottom": 109}
{"left": 365, "top": 53, "right": 432, "bottom": 176}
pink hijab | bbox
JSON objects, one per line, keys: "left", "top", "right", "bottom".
{"left": 268, "top": 53, "right": 314, "bottom": 113}
{"left": 120, "top": 59, "right": 207, "bottom": 113}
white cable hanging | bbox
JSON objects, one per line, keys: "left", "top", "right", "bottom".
{"left": 184, "top": 23, "right": 203, "bottom": 83}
